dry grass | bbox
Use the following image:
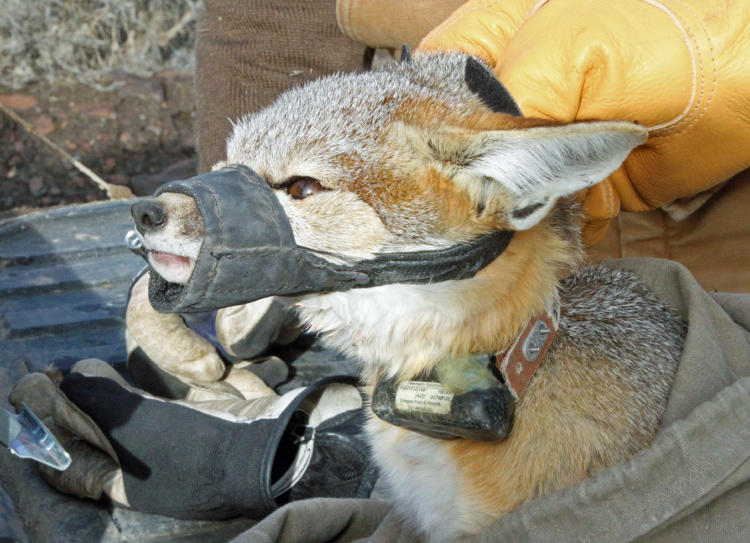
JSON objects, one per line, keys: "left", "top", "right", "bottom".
{"left": 0, "top": 0, "right": 202, "bottom": 90}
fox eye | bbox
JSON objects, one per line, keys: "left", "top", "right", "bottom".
{"left": 286, "top": 177, "right": 325, "bottom": 200}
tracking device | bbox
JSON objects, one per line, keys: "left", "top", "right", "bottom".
{"left": 371, "top": 354, "right": 515, "bottom": 441}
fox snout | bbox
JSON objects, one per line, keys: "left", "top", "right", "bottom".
{"left": 131, "top": 199, "right": 167, "bottom": 234}
{"left": 130, "top": 193, "right": 204, "bottom": 285}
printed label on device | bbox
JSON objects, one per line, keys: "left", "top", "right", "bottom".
{"left": 395, "top": 381, "right": 454, "bottom": 415}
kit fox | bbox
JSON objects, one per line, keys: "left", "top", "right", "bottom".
{"left": 134, "top": 53, "right": 685, "bottom": 541}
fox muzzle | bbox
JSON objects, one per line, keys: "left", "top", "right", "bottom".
{"left": 142, "top": 165, "right": 514, "bottom": 313}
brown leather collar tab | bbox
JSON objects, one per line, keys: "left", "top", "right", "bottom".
{"left": 496, "top": 301, "right": 560, "bottom": 400}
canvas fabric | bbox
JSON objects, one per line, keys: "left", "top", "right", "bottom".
{"left": 229, "top": 258, "right": 750, "bottom": 543}
{"left": 588, "top": 170, "right": 750, "bottom": 293}
{"left": 195, "top": 0, "right": 365, "bottom": 173}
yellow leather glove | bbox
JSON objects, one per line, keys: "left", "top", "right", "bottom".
{"left": 420, "top": 0, "right": 750, "bottom": 244}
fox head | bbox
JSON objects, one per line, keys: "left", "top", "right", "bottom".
{"left": 136, "top": 53, "right": 645, "bottom": 379}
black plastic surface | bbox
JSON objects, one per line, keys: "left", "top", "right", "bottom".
{"left": 372, "top": 370, "right": 515, "bottom": 441}
{"left": 0, "top": 201, "right": 144, "bottom": 371}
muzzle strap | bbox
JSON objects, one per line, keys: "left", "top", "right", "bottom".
{"left": 144, "top": 165, "right": 514, "bottom": 313}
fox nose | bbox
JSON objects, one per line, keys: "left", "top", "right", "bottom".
{"left": 131, "top": 199, "right": 167, "bottom": 232}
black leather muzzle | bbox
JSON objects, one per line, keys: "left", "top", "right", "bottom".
{"left": 144, "top": 165, "right": 514, "bottom": 313}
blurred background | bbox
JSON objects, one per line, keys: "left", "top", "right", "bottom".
{"left": 0, "top": 0, "right": 202, "bottom": 217}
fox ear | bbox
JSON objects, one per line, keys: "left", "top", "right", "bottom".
{"left": 464, "top": 57, "right": 521, "bottom": 116}
{"left": 460, "top": 121, "right": 647, "bottom": 230}
{"left": 400, "top": 44, "right": 412, "bottom": 64}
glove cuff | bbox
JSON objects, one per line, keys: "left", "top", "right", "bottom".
{"left": 221, "top": 377, "right": 356, "bottom": 517}
{"left": 336, "top": 0, "right": 463, "bottom": 49}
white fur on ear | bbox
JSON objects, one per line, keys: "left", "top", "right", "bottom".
{"left": 466, "top": 121, "right": 647, "bottom": 229}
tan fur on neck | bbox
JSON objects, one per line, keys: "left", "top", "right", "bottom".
{"left": 449, "top": 343, "right": 654, "bottom": 520}
{"left": 296, "top": 213, "right": 579, "bottom": 384}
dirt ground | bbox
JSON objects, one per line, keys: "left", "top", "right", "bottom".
{"left": 0, "top": 71, "right": 197, "bottom": 218}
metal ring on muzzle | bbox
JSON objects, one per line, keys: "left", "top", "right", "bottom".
{"left": 140, "top": 165, "right": 514, "bottom": 313}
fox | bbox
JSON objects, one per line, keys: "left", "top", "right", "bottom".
{"left": 131, "top": 53, "right": 685, "bottom": 541}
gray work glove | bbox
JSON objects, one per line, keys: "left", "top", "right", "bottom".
{"left": 9, "top": 359, "right": 376, "bottom": 520}
{"left": 125, "top": 271, "right": 301, "bottom": 400}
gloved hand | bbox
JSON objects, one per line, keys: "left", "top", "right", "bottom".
{"left": 125, "top": 271, "right": 301, "bottom": 400}
{"left": 8, "top": 359, "right": 376, "bottom": 520}
{"left": 419, "top": 0, "right": 750, "bottom": 243}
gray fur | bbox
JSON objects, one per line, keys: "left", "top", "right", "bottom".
{"left": 225, "top": 53, "right": 504, "bottom": 246}
{"left": 553, "top": 265, "right": 685, "bottom": 454}
{"left": 226, "top": 53, "right": 491, "bottom": 186}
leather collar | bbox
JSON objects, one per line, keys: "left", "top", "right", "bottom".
{"left": 495, "top": 300, "right": 560, "bottom": 400}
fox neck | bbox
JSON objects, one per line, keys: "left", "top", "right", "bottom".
{"left": 294, "top": 225, "right": 578, "bottom": 383}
